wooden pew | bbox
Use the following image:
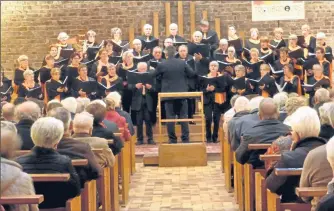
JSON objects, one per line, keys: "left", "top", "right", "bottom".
{"left": 295, "top": 187, "right": 327, "bottom": 198}
{"left": 0, "top": 195, "right": 44, "bottom": 204}
{"left": 119, "top": 140, "right": 131, "bottom": 205}
{"left": 223, "top": 131, "right": 233, "bottom": 192}
{"left": 233, "top": 152, "right": 244, "bottom": 210}
{"left": 267, "top": 168, "right": 311, "bottom": 211}
{"left": 130, "top": 135, "right": 136, "bottom": 175}
{"left": 243, "top": 144, "right": 271, "bottom": 211}
{"left": 255, "top": 154, "right": 282, "bottom": 211}
{"left": 111, "top": 155, "right": 120, "bottom": 211}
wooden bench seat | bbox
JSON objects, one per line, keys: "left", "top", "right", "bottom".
{"left": 0, "top": 195, "right": 44, "bottom": 204}
{"left": 295, "top": 187, "right": 327, "bottom": 198}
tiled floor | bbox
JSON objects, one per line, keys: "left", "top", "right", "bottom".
{"left": 121, "top": 161, "right": 238, "bottom": 211}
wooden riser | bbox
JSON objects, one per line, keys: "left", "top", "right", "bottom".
{"left": 143, "top": 153, "right": 159, "bottom": 166}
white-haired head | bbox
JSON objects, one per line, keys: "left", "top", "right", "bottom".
{"left": 76, "top": 97, "right": 91, "bottom": 113}
{"left": 319, "top": 102, "right": 334, "bottom": 127}
{"left": 234, "top": 96, "right": 250, "bottom": 113}
{"left": 289, "top": 106, "right": 320, "bottom": 140}
{"left": 273, "top": 92, "right": 289, "bottom": 110}
{"left": 61, "top": 97, "right": 78, "bottom": 114}
{"left": 316, "top": 32, "right": 326, "bottom": 39}
{"left": 73, "top": 112, "right": 94, "bottom": 134}
{"left": 90, "top": 99, "right": 106, "bottom": 108}
{"left": 57, "top": 32, "right": 69, "bottom": 41}
{"left": 106, "top": 92, "right": 122, "bottom": 108}
{"left": 249, "top": 96, "right": 264, "bottom": 111}
{"left": 326, "top": 136, "right": 334, "bottom": 170}
{"left": 169, "top": 23, "right": 178, "bottom": 36}
{"left": 31, "top": 117, "right": 64, "bottom": 148}
{"left": 14, "top": 101, "right": 41, "bottom": 122}
{"left": 219, "top": 39, "right": 228, "bottom": 45}
{"left": 1, "top": 121, "right": 21, "bottom": 159}
{"left": 137, "top": 62, "right": 148, "bottom": 72}
{"left": 315, "top": 88, "right": 330, "bottom": 105}
{"left": 47, "top": 107, "right": 71, "bottom": 133}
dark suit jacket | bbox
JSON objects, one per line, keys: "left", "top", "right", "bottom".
{"left": 200, "top": 29, "right": 219, "bottom": 50}
{"left": 57, "top": 137, "right": 101, "bottom": 188}
{"left": 168, "top": 34, "right": 186, "bottom": 42}
{"left": 16, "top": 119, "right": 35, "bottom": 150}
{"left": 16, "top": 146, "right": 81, "bottom": 209}
{"left": 266, "top": 137, "right": 326, "bottom": 202}
{"left": 227, "top": 111, "right": 250, "bottom": 149}
{"left": 102, "top": 119, "right": 119, "bottom": 133}
{"left": 316, "top": 192, "right": 334, "bottom": 211}
{"left": 154, "top": 58, "right": 195, "bottom": 95}
{"left": 194, "top": 57, "right": 210, "bottom": 76}
{"left": 115, "top": 108, "right": 135, "bottom": 136}
{"left": 236, "top": 119, "right": 290, "bottom": 168}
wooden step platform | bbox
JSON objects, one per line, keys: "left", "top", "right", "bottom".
{"left": 143, "top": 143, "right": 207, "bottom": 167}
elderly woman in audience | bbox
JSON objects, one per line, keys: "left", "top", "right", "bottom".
{"left": 76, "top": 97, "right": 90, "bottom": 113}
{"left": 266, "top": 106, "right": 327, "bottom": 203}
{"left": 46, "top": 99, "right": 63, "bottom": 114}
{"left": 314, "top": 88, "right": 331, "bottom": 114}
{"left": 1, "top": 121, "right": 38, "bottom": 211}
{"left": 222, "top": 95, "right": 240, "bottom": 139}
{"left": 105, "top": 97, "right": 131, "bottom": 141}
{"left": 283, "top": 96, "right": 308, "bottom": 125}
{"left": 16, "top": 117, "right": 81, "bottom": 209}
{"left": 315, "top": 137, "right": 334, "bottom": 211}
{"left": 319, "top": 102, "right": 334, "bottom": 140}
{"left": 85, "top": 101, "right": 123, "bottom": 155}
{"left": 273, "top": 92, "right": 289, "bottom": 121}
{"left": 61, "top": 97, "right": 77, "bottom": 119}
{"left": 15, "top": 101, "right": 41, "bottom": 150}
{"left": 72, "top": 112, "right": 115, "bottom": 168}
{"left": 48, "top": 107, "right": 101, "bottom": 188}
{"left": 1, "top": 103, "right": 15, "bottom": 122}
{"left": 107, "top": 92, "right": 134, "bottom": 135}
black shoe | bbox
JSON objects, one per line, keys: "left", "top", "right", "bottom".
{"left": 189, "top": 121, "right": 196, "bottom": 125}
{"left": 212, "top": 139, "right": 218, "bottom": 143}
{"left": 182, "top": 140, "right": 190, "bottom": 143}
{"left": 176, "top": 122, "right": 181, "bottom": 125}
{"left": 136, "top": 141, "right": 144, "bottom": 145}
{"left": 207, "top": 139, "right": 212, "bottom": 143}
{"left": 168, "top": 140, "right": 177, "bottom": 144}
{"left": 147, "top": 140, "right": 156, "bottom": 145}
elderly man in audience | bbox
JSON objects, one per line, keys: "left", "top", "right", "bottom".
{"left": 1, "top": 102, "right": 15, "bottom": 122}
{"left": 222, "top": 94, "right": 240, "bottom": 140}
{"left": 273, "top": 92, "right": 289, "bottom": 122}
{"left": 15, "top": 101, "right": 41, "bottom": 150}
{"left": 61, "top": 97, "right": 77, "bottom": 119}
{"left": 231, "top": 96, "right": 264, "bottom": 151}
{"left": 76, "top": 97, "right": 91, "bottom": 113}
{"left": 85, "top": 102, "right": 123, "bottom": 155}
{"left": 315, "top": 137, "right": 334, "bottom": 211}
{"left": 300, "top": 104, "right": 334, "bottom": 210}
{"left": 266, "top": 106, "right": 326, "bottom": 203}
{"left": 313, "top": 88, "right": 330, "bottom": 115}
{"left": 106, "top": 92, "right": 135, "bottom": 136}
{"left": 16, "top": 117, "right": 81, "bottom": 209}
{"left": 1, "top": 121, "right": 38, "bottom": 211}
{"left": 319, "top": 102, "right": 334, "bottom": 140}
{"left": 46, "top": 99, "right": 63, "bottom": 114}
{"left": 48, "top": 107, "right": 101, "bottom": 188}
{"left": 72, "top": 111, "right": 115, "bottom": 167}
{"left": 236, "top": 98, "right": 290, "bottom": 168}
{"left": 227, "top": 96, "right": 250, "bottom": 150}
{"left": 90, "top": 99, "right": 119, "bottom": 133}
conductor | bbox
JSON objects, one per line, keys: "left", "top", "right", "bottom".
{"left": 155, "top": 46, "right": 195, "bottom": 143}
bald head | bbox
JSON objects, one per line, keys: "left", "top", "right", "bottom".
{"left": 14, "top": 101, "right": 41, "bottom": 122}
{"left": 259, "top": 98, "right": 279, "bottom": 120}
{"left": 2, "top": 103, "right": 15, "bottom": 121}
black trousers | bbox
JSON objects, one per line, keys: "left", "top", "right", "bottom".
{"left": 136, "top": 99, "right": 153, "bottom": 143}
{"left": 204, "top": 102, "right": 221, "bottom": 142}
{"left": 122, "top": 89, "right": 132, "bottom": 113}
{"left": 165, "top": 99, "right": 189, "bottom": 143}
{"left": 187, "top": 98, "right": 196, "bottom": 118}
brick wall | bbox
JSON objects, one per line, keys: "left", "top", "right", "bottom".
{"left": 1, "top": 1, "right": 334, "bottom": 77}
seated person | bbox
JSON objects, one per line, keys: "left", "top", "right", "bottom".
{"left": 61, "top": 97, "right": 77, "bottom": 119}
{"left": 315, "top": 137, "right": 334, "bottom": 211}
{"left": 1, "top": 103, "right": 15, "bottom": 122}
{"left": 72, "top": 111, "right": 115, "bottom": 168}
{"left": 319, "top": 102, "right": 334, "bottom": 140}
{"left": 266, "top": 106, "right": 326, "bottom": 202}
{"left": 1, "top": 121, "right": 38, "bottom": 211}
{"left": 46, "top": 99, "right": 63, "bottom": 114}
{"left": 222, "top": 95, "right": 240, "bottom": 140}
{"left": 273, "top": 92, "right": 289, "bottom": 122}
{"left": 314, "top": 88, "right": 331, "bottom": 115}
{"left": 48, "top": 107, "right": 101, "bottom": 188}
{"left": 283, "top": 96, "right": 308, "bottom": 126}
{"left": 236, "top": 98, "right": 290, "bottom": 168}
{"left": 16, "top": 117, "right": 81, "bottom": 209}
{"left": 15, "top": 101, "right": 42, "bottom": 150}
{"left": 85, "top": 101, "right": 123, "bottom": 155}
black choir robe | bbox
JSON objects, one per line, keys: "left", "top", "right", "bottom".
{"left": 98, "top": 75, "right": 124, "bottom": 98}
{"left": 288, "top": 47, "right": 305, "bottom": 77}
{"left": 71, "top": 77, "right": 97, "bottom": 100}
{"left": 38, "top": 66, "right": 52, "bottom": 84}
{"left": 46, "top": 79, "right": 68, "bottom": 101}
{"left": 280, "top": 75, "right": 300, "bottom": 94}
{"left": 259, "top": 49, "right": 275, "bottom": 65}
{"left": 244, "top": 39, "right": 261, "bottom": 61}
{"left": 299, "top": 36, "right": 316, "bottom": 53}
{"left": 90, "top": 61, "right": 108, "bottom": 79}
{"left": 18, "top": 82, "right": 43, "bottom": 100}
{"left": 273, "top": 59, "right": 293, "bottom": 83}
{"left": 168, "top": 34, "right": 186, "bottom": 43}
{"left": 0, "top": 79, "right": 12, "bottom": 102}
{"left": 231, "top": 77, "right": 254, "bottom": 96}
{"left": 14, "top": 68, "right": 37, "bottom": 86}
{"left": 306, "top": 76, "right": 331, "bottom": 106}
{"left": 200, "top": 29, "right": 219, "bottom": 53}
{"left": 256, "top": 75, "right": 278, "bottom": 97}
{"left": 64, "top": 65, "right": 79, "bottom": 91}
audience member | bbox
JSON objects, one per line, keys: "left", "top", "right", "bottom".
{"left": 72, "top": 112, "right": 115, "bottom": 167}
{"left": 319, "top": 102, "right": 334, "bottom": 140}
{"left": 283, "top": 96, "right": 308, "bottom": 126}
{"left": 48, "top": 107, "right": 101, "bottom": 188}
{"left": 266, "top": 106, "right": 326, "bottom": 202}
{"left": 1, "top": 121, "right": 38, "bottom": 211}
{"left": 2, "top": 103, "right": 15, "bottom": 122}
{"left": 76, "top": 97, "right": 90, "bottom": 113}
{"left": 61, "top": 97, "right": 77, "bottom": 119}
{"left": 222, "top": 94, "right": 240, "bottom": 140}
{"left": 313, "top": 88, "right": 330, "bottom": 114}
{"left": 46, "top": 99, "right": 63, "bottom": 114}
{"left": 85, "top": 102, "right": 123, "bottom": 155}
{"left": 236, "top": 98, "right": 290, "bottom": 168}
{"left": 15, "top": 101, "right": 41, "bottom": 150}
{"left": 16, "top": 117, "right": 81, "bottom": 209}
{"left": 90, "top": 99, "right": 119, "bottom": 133}
{"left": 273, "top": 92, "right": 288, "bottom": 121}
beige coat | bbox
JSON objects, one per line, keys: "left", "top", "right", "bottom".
{"left": 299, "top": 144, "right": 332, "bottom": 211}
{"left": 1, "top": 158, "right": 38, "bottom": 211}
{"left": 72, "top": 133, "right": 115, "bottom": 168}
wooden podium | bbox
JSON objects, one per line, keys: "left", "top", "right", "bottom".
{"left": 149, "top": 92, "right": 208, "bottom": 167}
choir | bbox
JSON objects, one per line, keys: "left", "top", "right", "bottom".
{"left": 1, "top": 21, "right": 333, "bottom": 144}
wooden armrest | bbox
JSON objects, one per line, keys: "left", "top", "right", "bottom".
{"left": 107, "top": 139, "right": 114, "bottom": 145}
{"left": 259, "top": 154, "right": 281, "bottom": 161}
{"left": 92, "top": 149, "right": 104, "bottom": 154}
{"left": 29, "top": 174, "right": 70, "bottom": 182}
{"left": 71, "top": 159, "right": 88, "bottom": 166}
{"left": 158, "top": 92, "right": 202, "bottom": 98}
{"left": 275, "top": 168, "right": 303, "bottom": 176}
{"left": 14, "top": 150, "right": 30, "bottom": 157}
{"left": 114, "top": 133, "right": 122, "bottom": 137}
{"left": 295, "top": 187, "right": 327, "bottom": 197}
{"left": 248, "top": 144, "right": 272, "bottom": 150}
{"left": 0, "top": 195, "right": 44, "bottom": 204}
